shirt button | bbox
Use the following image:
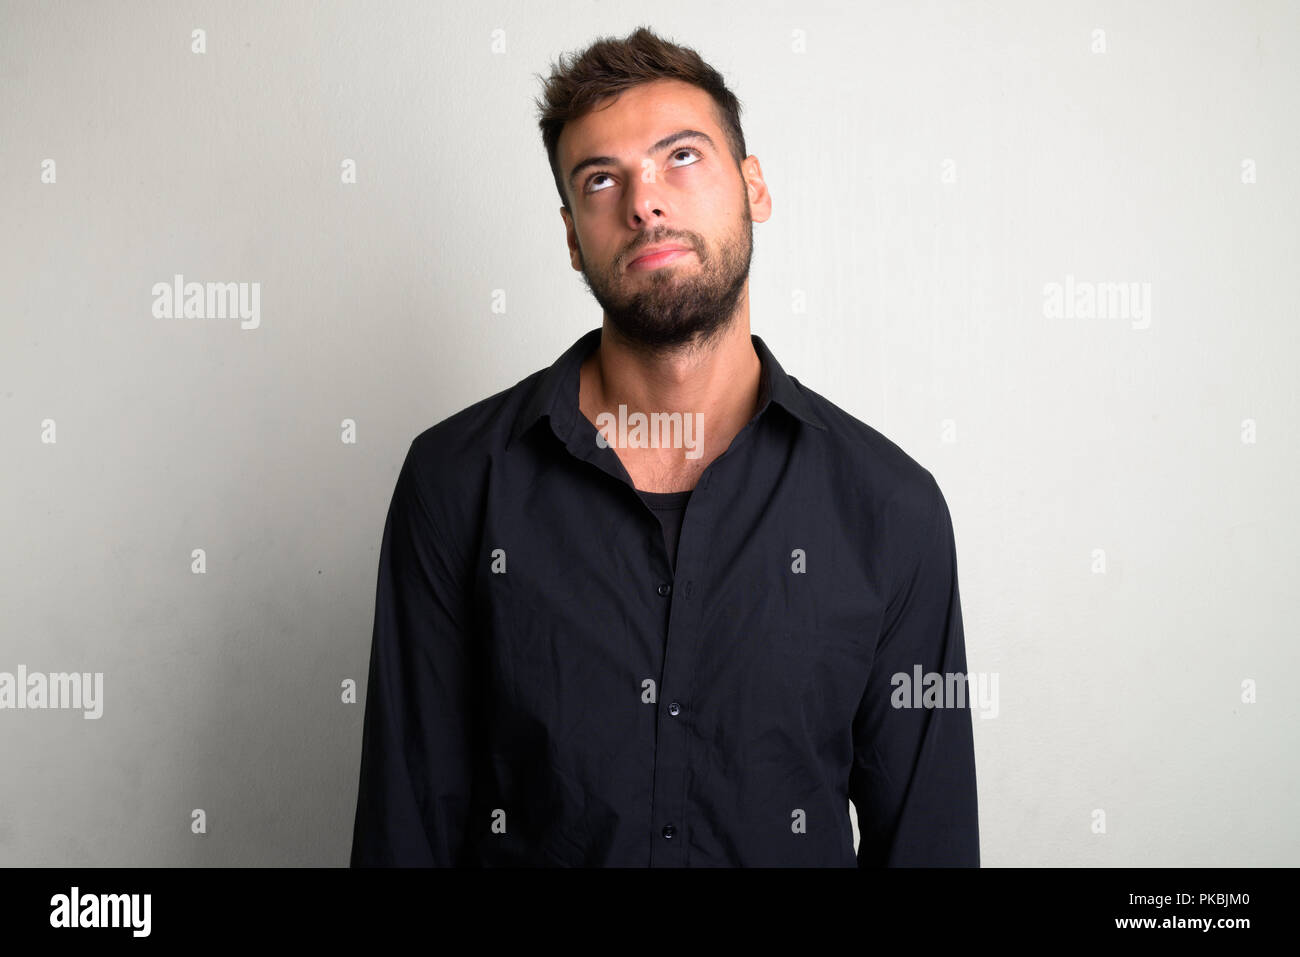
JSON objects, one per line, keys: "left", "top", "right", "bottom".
{"left": 662, "top": 824, "right": 676, "bottom": 839}
{"left": 657, "top": 583, "right": 672, "bottom": 597}
{"left": 668, "top": 701, "right": 680, "bottom": 716}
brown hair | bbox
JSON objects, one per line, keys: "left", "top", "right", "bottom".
{"left": 534, "top": 26, "right": 748, "bottom": 211}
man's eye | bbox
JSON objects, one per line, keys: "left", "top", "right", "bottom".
{"left": 585, "top": 148, "right": 701, "bottom": 195}
{"left": 668, "top": 147, "right": 700, "bottom": 167}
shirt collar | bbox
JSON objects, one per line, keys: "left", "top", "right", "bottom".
{"left": 506, "top": 326, "right": 827, "bottom": 450}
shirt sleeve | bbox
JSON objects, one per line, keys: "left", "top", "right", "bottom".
{"left": 349, "top": 442, "right": 476, "bottom": 866}
{"left": 849, "top": 479, "right": 980, "bottom": 866}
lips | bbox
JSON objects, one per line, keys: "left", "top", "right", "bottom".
{"left": 628, "top": 244, "right": 692, "bottom": 269}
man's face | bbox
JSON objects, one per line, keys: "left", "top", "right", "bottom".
{"left": 558, "top": 79, "right": 771, "bottom": 352}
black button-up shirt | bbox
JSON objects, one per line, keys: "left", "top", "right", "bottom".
{"left": 350, "top": 326, "right": 979, "bottom": 867}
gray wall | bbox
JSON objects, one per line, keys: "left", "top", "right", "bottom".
{"left": 1, "top": 0, "right": 1296, "bottom": 866}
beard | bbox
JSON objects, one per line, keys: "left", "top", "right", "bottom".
{"left": 574, "top": 191, "right": 754, "bottom": 356}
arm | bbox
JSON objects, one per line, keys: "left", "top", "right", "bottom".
{"left": 849, "top": 479, "right": 980, "bottom": 866}
{"left": 349, "top": 443, "right": 476, "bottom": 866}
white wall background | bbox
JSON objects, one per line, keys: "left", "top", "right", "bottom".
{"left": 1, "top": 0, "right": 1296, "bottom": 866}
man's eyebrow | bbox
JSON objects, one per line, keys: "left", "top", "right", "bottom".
{"left": 567, "top": 129, "right": 717, "bottom": 194}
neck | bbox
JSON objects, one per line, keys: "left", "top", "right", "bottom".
{"left": 580, "top": 297, "right": 763, "bottom": 465}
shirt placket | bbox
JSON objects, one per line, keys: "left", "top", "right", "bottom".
{"left": 557, "top": 395, "right": 767, "bottom": 866}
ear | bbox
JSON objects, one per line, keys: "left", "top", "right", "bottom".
{"left": 741, "top": 156, "right": 772, "bottom": 225}
{"left": 561, "top": 206, "right": 582, "bottom": 271}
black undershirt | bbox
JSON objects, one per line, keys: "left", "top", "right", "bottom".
{"left": 635, "top": 487, "right": 693, "bottom": 573}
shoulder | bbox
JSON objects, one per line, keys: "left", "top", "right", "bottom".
{"left": 790, "top": 375, "right": 946, "bottom": 532}
{"left": 396, "top": 366, "right": 548, "bottom": 524}
{"left": 788, "top": 377, "right": 958, "bottom": 609}
{"left": 411, "top": 371, "right": 540, "bottom": 465}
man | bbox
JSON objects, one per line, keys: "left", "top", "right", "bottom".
{"left": 349, "top": 26, "right": 979, "bottom": 867}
